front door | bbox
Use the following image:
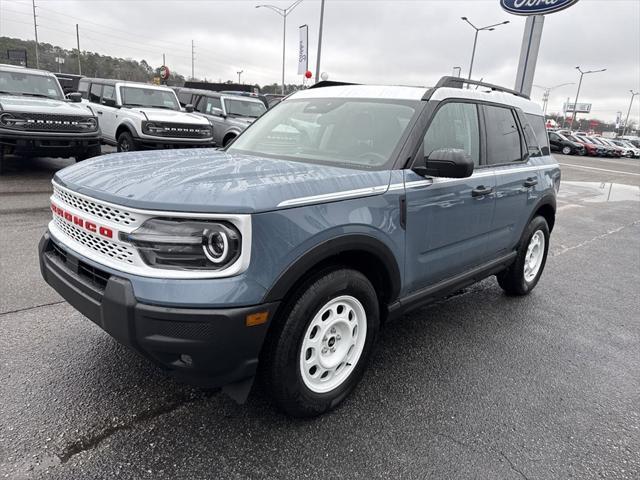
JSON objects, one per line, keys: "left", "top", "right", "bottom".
{"left": 404, "top": 101, "right": 496, "bottom": 294}
{"left": 97, "top": 84, "right": 118, "bottom": 142}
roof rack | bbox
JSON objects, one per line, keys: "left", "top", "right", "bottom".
{"left": 430, "top": 76, "right": 530, "bottom": 100}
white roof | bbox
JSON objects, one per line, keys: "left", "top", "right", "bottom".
{"left": 290, "top": 85, "right": 428, "bottom": 101}
{"left": 288, "top": 82, "right": 544, "bottom": 116}
{"left": 0, "top": 63, "right": 55, "bottom": 77}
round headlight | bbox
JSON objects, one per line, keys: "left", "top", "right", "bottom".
{"left": 203, "top": 229, "right": 229, "bottom": 263}
{"left": 0, "top": 113, "right": 16, "bottom": 125}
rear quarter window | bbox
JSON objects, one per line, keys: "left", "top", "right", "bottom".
{"left": 525, "top": 113, "right": 550, "bottom": 156}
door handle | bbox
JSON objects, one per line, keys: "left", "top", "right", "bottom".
{"left": 523, "top": 177, "right": 538, "bottom": 187}
{"left": 471, "top": 185, "right": 493, "bottom": 197}
{"left": 96, "top": 111, "right": 103, "bottom": 115}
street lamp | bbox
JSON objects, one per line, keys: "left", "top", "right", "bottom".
{"left": 622, "top": 90, "right": 639, "bottom": 137}
{"left": 569, "top": 66, "right": 606, "bottom": 131}
{"left": 452, "top": 66, "right": 462, "bottom": 78}
{"left": 461, "top": 17, "right": 509, "bottom": 81}
{"left": 256, "top": 0, "right": 304, "bottom": 95}
{"left": 533, "top": 82, "right": 575, "bottom": 115}
{"left": 237, "top": 70, "right": 244, "bottom": 84}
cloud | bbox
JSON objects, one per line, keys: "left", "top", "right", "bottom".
{"left": 1, "top": 0, "right": 638, "bottom": 123}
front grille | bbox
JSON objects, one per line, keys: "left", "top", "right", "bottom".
{"left": 4, "top": 113, "right": 96, "bottom": 133}
{"left": 51, "top": 240, "right": 68, "bottom": 263}
{"left": 78, "top": 260, "right": 110, "bottom": 290}
{"left": 53, "top": 186, "right": 138, "bottom": 226}
{"left": 152, "top": 123, "right": 210, "bottom": 138}
{"left": 53, "top": 216, "right": 136, "bottom": 264}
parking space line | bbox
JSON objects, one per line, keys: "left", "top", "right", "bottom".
{"left": 559, "top": 163, "right": 640, "bottom": 176}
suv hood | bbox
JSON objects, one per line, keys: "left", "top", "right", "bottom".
{"left": 0, "top": 95, "right": 93, "bottom": 116}
{"left": 125, "top": 107, "right": 208, "bottom": 125}
{"left": 53, "top": 149, "right": 392, "bottom": 214}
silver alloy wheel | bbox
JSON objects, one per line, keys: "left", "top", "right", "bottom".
{"left": 524, "top": 230, "right": 545, "bottom": 283}
{"left": 119, "top": 138, "right": 130, "bottom": 152}
{"left": 562, "top": 146, "right": 571, "bottom": 155}
{"left": 299, "top": 295, "right": 367, "bottom": 394}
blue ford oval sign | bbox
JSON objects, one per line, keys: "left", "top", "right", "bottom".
{"left": 500, "top": 0, "right": 580, "bottom": 16}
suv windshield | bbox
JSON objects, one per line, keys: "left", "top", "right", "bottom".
{"left": 0, "top": 71, "right": 63, "bottom": 100}
{"left": 228, "top": 98, "right": 417, "bottom": 169}
{"left": 120, "top": 86, "right": 179, "bottom": 110}
{"left": 223, "top": 98, "right": 267, "bottom": 118}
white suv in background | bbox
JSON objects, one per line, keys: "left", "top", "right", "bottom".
{"left": 78, "top": 78, "right": 213, "bottom": 151}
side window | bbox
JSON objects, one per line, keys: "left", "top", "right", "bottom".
{"left": 205, "top": 96, "right": 222, "bottom": 113}
{"left": 89, "top": 83, "right": 102, "bottom": 104}
{"left": 178, "top": 91, "right": 192, "bottom": 107}
{"left": 78, "top": 79, "right": 89, "bottom": 99}
{"left": 525, "top": 113, "right": 550, "bottom": 156}
{"left": 102, "top": 85, "right": 116, "bottom": 106}
{"left": 484, "top": 106, "right": 523, "bottom": 165}
{"left": 516, "top": 111, "right": 541, "bottom": 158}
{"left": 423, "top": 102, "right": 480, "bottom": 166}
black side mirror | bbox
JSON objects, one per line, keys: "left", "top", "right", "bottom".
{"left": 185, "top": 104, "right": 195, "bottom": 113}
{"left": 67, "top": 92, "right": 82, "bottom": 103}
{"left": 414, "top": 148, "right": 474, "bottom": 178}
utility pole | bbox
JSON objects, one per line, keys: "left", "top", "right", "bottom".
{"left": 191, "top": 40, "right": 195, "bottom": 80}
{"left": 622, "top": 90, "right": 639, "bottom": 137}
{"left": 315, "top": 0, "right": 325, "bottom": 83}
{"left": 237, "top": 70, "right": 243, "bottom": 84}
{"left": 76, "top": 24, "right": 82, "bottom": 75}
{"left": 32, "top": 0, "right": 39, "bottom": 69}
{"left": 163, "top": 53, "right": 166, "bottom": 66}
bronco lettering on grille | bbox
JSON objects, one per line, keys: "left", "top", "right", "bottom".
{"left": 51, "top": 202, "right": 114, "bottom": 239}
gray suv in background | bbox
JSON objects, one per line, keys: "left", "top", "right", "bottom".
{"left": 176, "top": 88, "right": 267, "bottom": 146}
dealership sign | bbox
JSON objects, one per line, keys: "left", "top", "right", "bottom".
{"left": 297, "top": 24, "right": 308, "bottom": 75}
{"left": 500, "top": 0, "right": 580, "bottom": 15}
{"left": 564, "top": 102, "right": 592, "bottom": 114}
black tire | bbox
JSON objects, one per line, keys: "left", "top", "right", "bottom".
{"left": 117, "top": 131, "right": 137, "bottom": 152}
{"left": 222, "top": 135, "right": 236, "bottom": 147}
{"left": 75, "top": 144, "right": 102, "bottom": 162}
{"left": 497, "top": 216, "right": 550, "bottom": 296}
{"left": 561, "top": 146, "right": 572, "bottom": 155}
{"left": 260, "top": 268, "right": 379, "bottom": 417}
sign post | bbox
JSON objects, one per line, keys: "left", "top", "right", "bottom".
{"left": 501, "top": 0, "right": 581, "bottom": 96}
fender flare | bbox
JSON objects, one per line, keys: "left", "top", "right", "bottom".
{"left": 263, "top": 234, "right": 402, "bottom": 304}
{"left": 526, "top": 193, "right": 557, "bottom": 235}
{"left": 116, "top": 120, "right": 139, "bottom": 139}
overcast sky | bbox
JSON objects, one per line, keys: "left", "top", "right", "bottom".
{"left": 1, "top": 0, "right": 638, "bottom": 123}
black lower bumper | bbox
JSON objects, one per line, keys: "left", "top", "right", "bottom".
{"left": 38, "top": 233, "right": 278, "bottom": 389}
{"left": 133, "top": 138, "right": 215, "bottom": 150}
{"left": 1, "top": 133, "right": 101, "bottom": 157}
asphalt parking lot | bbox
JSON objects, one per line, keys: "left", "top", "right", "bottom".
{"left": 1, "top": 152, "right": 639, "bottom": 479}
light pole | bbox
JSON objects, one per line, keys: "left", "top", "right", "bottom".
{"left": 237, "top": 70, "right": 244, "bottom": 84}
{"left": 256, "top": 0, "right": 303, "bottom": 95}
{"left": 569, "top": 66, "right": 606, "bottom": 131}
{"left": 533, "top": 82, "right": 574, "bottom": 115}
{"left": 461, "top": 17, "right": 509, "bottom": 81}
{"left": 315, "top": 0, "right": 325, "bottom": 83}
{"left": 622, "top": 90, "right": 639, "bottom": 137}
{"left": 452, "top": 66, "right": 462, "bottom": 78}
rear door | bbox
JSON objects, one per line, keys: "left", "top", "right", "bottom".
{"left": 404, "top": 101, "right": 496, "bottom": 292}
{"left": 483, "top": 106, "right": 544, "bottom": 257}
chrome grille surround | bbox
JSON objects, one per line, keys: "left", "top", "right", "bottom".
{"left": 49, "top": 181, "right": 252, "bottom": 279}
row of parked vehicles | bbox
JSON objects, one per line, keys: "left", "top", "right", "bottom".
{"left": 548, "top": 129, "right": 640, "bottom": 158}
{"left": 0, "top": 63, "right": 270, "bottom": 172}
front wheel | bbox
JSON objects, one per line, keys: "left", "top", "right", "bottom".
{"left": 497, "top": 216, "right": 550, "bottom": 296}
{"left": 261, "top": 268, "right": 379, "bottom": 417}
{"left": 117, "top": 131, "right": 137, "bottom": 152}
{"left": 562, "top": 146, "right": 572, "bottom": 155}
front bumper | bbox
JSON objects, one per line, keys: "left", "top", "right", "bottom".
{"left": 39, "top": 233, "right": 278, "bottom": 388}
{"left": 0, "top": 130, "right": 100, "bottom": 155}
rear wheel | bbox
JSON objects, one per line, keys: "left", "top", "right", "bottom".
{"left": 117, "top": 131, "right": 137, "bottom": 152}
{"left": 497, "top": 216, "right": 550, "bottom": 296}
{"left": 261, "top": 268, "right": 379, "bottom": 417}
{"left": 561, "top": 145, "right": 572, "bottom": 155}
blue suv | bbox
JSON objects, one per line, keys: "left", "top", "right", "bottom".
{"left": 39, "top": 77, "right": 560, "bottom": 417}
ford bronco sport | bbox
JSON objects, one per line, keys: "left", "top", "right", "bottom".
{"left": 0, "top": 64, "right": 101, "bottom": 173}
{"left": 39, "top": 77, "right": 560, "bottom": 417}
{"left": 77, "top": 78, "right": 213, "bottom": 151}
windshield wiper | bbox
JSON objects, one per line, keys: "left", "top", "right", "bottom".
{"left": 121, "top": 103, "right": 145, "bottom": 108}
